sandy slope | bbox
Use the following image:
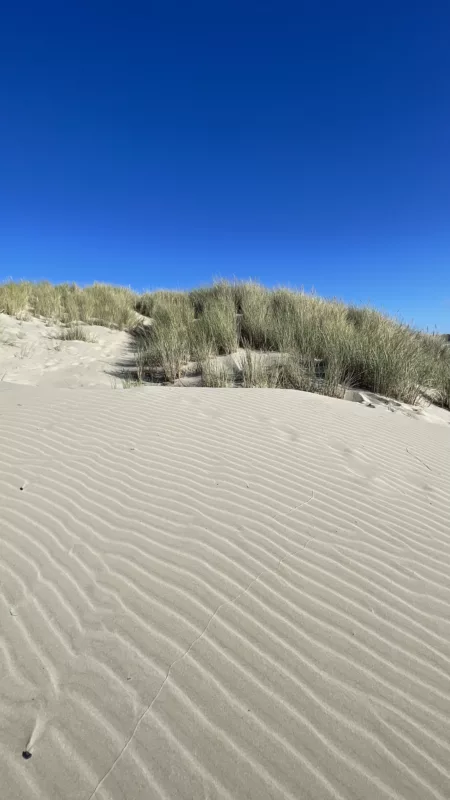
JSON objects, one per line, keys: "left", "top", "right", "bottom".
{"left": 0, "top": 386, "right": 449, "bottom": 800}
{"left": 0, "top": 313, "right": 133, "bottom": 387}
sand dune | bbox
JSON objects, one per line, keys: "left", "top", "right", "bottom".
{"left": 0, "top": 386, "right": 449, "bottom": 799}
{"left": 0, "top": 313, "right": 132, "bottom": 388}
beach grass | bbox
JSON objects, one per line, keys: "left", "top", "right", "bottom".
{"left": 2, "top": 278, "right": 449, "bottom": 406}
{"left": 56, "top": 324, "right": 97, "bottom": 342}
{"left": 0, "top": 280, "right": 137, "bottom": 328}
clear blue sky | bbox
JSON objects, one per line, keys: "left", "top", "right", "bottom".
{"left": 1, "top": 2, "right": 449, "bottom": 331}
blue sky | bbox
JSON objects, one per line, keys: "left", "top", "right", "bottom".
{"left": 1, "top": 1, "right": 449, "bottom": 331}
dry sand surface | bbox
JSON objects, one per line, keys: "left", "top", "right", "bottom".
{"left": 0, "top": 313, "right": 132, "bottom": 388}
{"left": 1, "top": 357, "right": 450, "bottom": 798}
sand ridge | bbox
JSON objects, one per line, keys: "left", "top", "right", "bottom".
{"left": 0, "top": 386, "right": 449, "bottom": 799}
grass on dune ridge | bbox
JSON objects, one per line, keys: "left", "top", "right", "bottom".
{"left": 0, "top": 280, "right": 136, "bottom": 329}
{"left": 1, "top": 278, "right": 449, "bottom": 406}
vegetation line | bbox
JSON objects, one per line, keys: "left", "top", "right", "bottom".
{"left": 1, "top": 279, "right": 449, "bottom": 406}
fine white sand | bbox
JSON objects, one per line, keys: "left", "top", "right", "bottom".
{"left": 1, "top": 383, "right": 449, "bottom": 800}
{"left": 0, "top": 313, "right": 132, "bottom": 388}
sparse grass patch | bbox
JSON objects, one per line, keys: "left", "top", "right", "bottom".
{"left": 121, "top": 374, "right": 144, "bottom": 389}
{"left": 57, "top": 324, "right": 96, "bottom": 342}
{"left": 18, "top": 342, "right": 35, "bottom": 359}
{"left": 201, "top": 359, "right": 234, "bottom": 387}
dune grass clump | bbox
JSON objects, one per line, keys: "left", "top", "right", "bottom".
{"left": 238, "top": 283, "right": 271, "bottom": 349}
{"left": 194, "top": 295, "right": 239, "bottom": 355}
{"left": 136, "top": 301, "right": 195, "bottom": 382}
{"left": 58, "top": 283, "right": 136, "bottom": 328}
{"left": 341, "top": 308, "right": 439, "bottom": 404}
{"left": 0, "top": 280, "right": 137, "bottom": 328}
{"left": 239, "top": 350, "right": 279, "bottom": 388}
{"left": 78, "top": 284, "right": 137, "bottom": 328}
{"left": 425, "top": 336, "right": 450, "bottom": 409}
{"left": 438, "top": 373, "right": 450, "bottom": 409}
{"left": 273, "top": 353, "right": 347, "bottom": 398}
{"left": 0, "top": 281, "right": 32, "bottom": 316}
{"left": 135, "top": 290, "right": 190, "bottom": 318}
{"left": 29, "top": 281, "right": 64, "bottom": 318}
{"left": 189, "top": 280, "right": 238, "bottom": 317}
